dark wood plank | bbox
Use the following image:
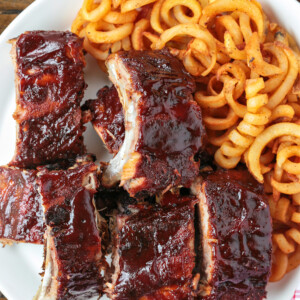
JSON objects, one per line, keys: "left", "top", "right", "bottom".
{"left": 0, "top": 14, "right": 18, "bottom": 33}
{"left": 0, "top": 0, "right": 33, "bottom": 11}
{"left": 0, "top": 0, "right": 34, "bottom": 33}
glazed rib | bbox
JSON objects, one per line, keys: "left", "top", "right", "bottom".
{"left": 0, "top": 166, "right": 45, "bottom": 245}
{"left": 157, "top": 190, "right": 197, "bottom": 206}
{"left": 36, "top": 162, "right": 105, "bottom": 300}
{"left": 83, "top": 85, "right": 124, "bottom": 155}
{"left": 107, "top": 200, "right": 197, "bottom": 299}
{"left": 103, "top": 49, "right": 206, "bottom": 197}
{"left": 192, "top": 170, "right": 272, "bottom": 299}
{"left": 9, "top": 31, "right": 86, "bottom": 168}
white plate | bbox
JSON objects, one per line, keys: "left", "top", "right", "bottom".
{"left": 0, "top": 0, "right": 299, "bottom": 299}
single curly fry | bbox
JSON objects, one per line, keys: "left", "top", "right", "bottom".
{"left": 269, "top": 249, "right": 288, "bottom": 282}
{"left": 161, "top": 0, "right": 202, "bottom": 27}
{"left": 82, "top": 0, "right": 111, "bottom": 22}
{"left": 248, "top": 123, "right": 300, "bottom": 182}
{"left": 277, "top": 145, "right": 300, "bottom": 174}
{"left": 246, "top": 33, "right": 283, "bottom": 77}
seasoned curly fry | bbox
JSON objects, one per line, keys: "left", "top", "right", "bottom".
{"left": 248, "top": 123, "right": 300, "bottom": 182}
{"left": 246, "top": 33, "right": 283, "bottom": 77}
{"left": 82, "top": 0, "right": 111, "bottom": 22}
{"left": 216, "top": 78, "right": 270, "bottom": 169}
{"left": 161, "top": 0, "right": 202, "bottom": 27}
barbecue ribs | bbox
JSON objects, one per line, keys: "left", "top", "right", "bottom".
{"left": 192, "top": 170, "right": 272, "bottom": 299}
{"left": 103, "top": 49, "right": 206, "bottom": 197}
{"left": 0, "top": 166, "right": 45, "bottom": 245}
{"left": 83, "top": 85, "right": 125, "bottom": 155}
{"left": 35, "top": 162, "right": 106, "bottom": 300}
{"left": 9, "top": 31, "right": 86, "bottom": 168}
{"left": 107, "top": 200, "right": 197, "bottom": 299}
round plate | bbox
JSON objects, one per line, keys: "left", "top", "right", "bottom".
{"left": 0, "top": 0, "right": 299, "bottom": 299}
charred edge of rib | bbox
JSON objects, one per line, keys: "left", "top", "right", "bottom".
{"left": 193, "top": 202, "right": 202, "bottom": 276}
{"left": 105, "top": 214, "right": 120, "bottom": 297}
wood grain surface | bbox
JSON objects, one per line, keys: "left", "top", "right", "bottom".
{"left": 0, "top": 0, "right": 34, "bottom": 34}
{"left": 0, "top": 1, "right": 35, "bottom": 298}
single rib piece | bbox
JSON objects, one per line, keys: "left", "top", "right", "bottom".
{"left": 83, "top": 86, "right": 125, "bottom": 154}
{"left": 192, "top": 170, "right": 272, "bottom": 300}
{"left": 9, "top": 31, "right": 86, "bottom": 168}
{"left": 103, "top": 49, "right": 206, "bottom": 197}
{"left": 35, "top": 162, "right": 105, "bottom": 300}
{"left": 0, "top": 166, "right": 45, "bottom": 245}
{"left": 107, "top": 200, "right": 197, "bottom": 299}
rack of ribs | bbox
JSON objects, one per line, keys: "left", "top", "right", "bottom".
{"left": 0, "top": 166, "right": 45, "bottom": 245}
{"left": 192, "top": 169, "right": 272, "bottom": 299}
{"left": 107, "top": 200, "right": 197, "bottom": 299}
{"left": 9, "top": 31, "right": 86, "bottom": 168}
{"left": 102, "top": 49, "right": 206, "bottom": 197}
{"left": 83, "top": 85, "right": 124, "bottom": 155}
{"left": 35, "top": 161, "right": 106, "bottom": 300}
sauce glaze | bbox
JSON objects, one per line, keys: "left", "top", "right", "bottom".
{"left": 10, "top": 31, "right": 86, "bottom": 168}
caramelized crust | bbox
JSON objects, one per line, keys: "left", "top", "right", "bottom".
{"left": 108, "top": 201, "right": 197, "bottom": 299}
{"left": 83, "top": 86, "right": 124, "bottom": 154}
{"left": 12, "top": 105, "right": 85, "bottom": 168}
{"left": 9, "top": 31, "right": 86, "bottom": 168}
{"left": 157, "top": 190, "right": 197, "bottom": 206}
{"left": 193, "top": 170, "right": 272, "bottom": 300}
{"left": 0, "top": 166, "right": 45, "bottom": 244}
{"left": 37, "top": 162, "right": 104, "bottom": 300}
{"left": 104, "top": 49, "right": 206, "bottom": 197}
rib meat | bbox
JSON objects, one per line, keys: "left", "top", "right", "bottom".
{"left": 157, "top": 190, "right": 197, "bottom": 206}
{"left": 83, "top": 86, "right": 124, "bottom": 155}
{"left": 9, "top": 31, "right": 86, "bottom": 168}
{"left": 0, "top": 166, "right": 45, "bottom": 245}
{"left": 35, "top": 162, "right": 106, "bottom": 300}
{"left": 107, "top": 200, "right": 197, "bottom": 299}
{"left": 103, "top": 49, "right": 206, "bottom": 197}
{"left": 192, "top": 170, "right": 272, "bottom": 299}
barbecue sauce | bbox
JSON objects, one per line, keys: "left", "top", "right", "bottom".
{"left": 0, "top": 167, "right": 45, "bottom": 244}
{"left": 10, "top": 31, "right": 86, "bottom": 168}
{"left": 114, "top": 49, "right": 206, "bottom": 196}
{"left": 84, "top": 86, "right": 125, "bottom": 154}
{"left": 112, "top": 201, "right": 196, "bottom": 299}
{"left": 39, "top": 163, "right": 103, "bottom": 299}
{"left": 200, "top": 170, "right": 272, "bottom": 299}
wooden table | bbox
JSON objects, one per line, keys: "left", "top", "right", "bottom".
{"left": 0, "top": 0, "right": 34, "bottom": 34}
{"left": 0, "top": 1, "right": 35, "bottom": 298}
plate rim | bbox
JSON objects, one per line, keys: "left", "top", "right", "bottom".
{"left": 0, "top": 0, "right": 299, "bottom": 299}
